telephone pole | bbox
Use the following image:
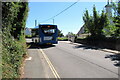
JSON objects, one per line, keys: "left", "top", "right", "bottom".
{"left": 53, "top": 19, "right": 54, "bottom": 24}
{"left": 35, "top": 20, "right": 37, "bottom": 27}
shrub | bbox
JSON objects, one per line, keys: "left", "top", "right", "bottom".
{"left": 58, "top": 37, "right": 68, "bottom": 41}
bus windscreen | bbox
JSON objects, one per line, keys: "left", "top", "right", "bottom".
{"left": 41, "top": 25, "right": 57, "bottom": 36}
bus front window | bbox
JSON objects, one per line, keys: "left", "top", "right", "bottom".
{"left": 40, "top": 25, "right": 57, "bottom": 36}
{"left": 44, "top": 29, "right": 55, "bottom": 34}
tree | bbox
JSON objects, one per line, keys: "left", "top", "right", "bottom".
{"left": 11, "top": 2, "right": 29, "bottom": 39}
{"left": 83, "top": 6, "right": 108, "bottom": 37}
{"left": 2, "top": 2, "right": 29, "bottom": 39}
{"left": 58, "top": 29, "right": 64, "bottom": 37}
{"left": 66, "top": 32, "right": 76, "bottom": 37}
{"left": 2, "top": 2, "right": 29, "bottom": 78}
{"left": 83, "top": 10, "right": 94, "bottom": 36}
{"left": 113, "top": 2, "right": 120, "bottom": 37}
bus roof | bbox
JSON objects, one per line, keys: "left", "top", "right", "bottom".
{"left": 32, "top": 24, "right": 57, "bottom": 29}
{"left": 39, "top": 24, "right": 57, "bottom": 26}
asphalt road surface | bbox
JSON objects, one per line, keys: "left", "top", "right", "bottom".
{"left": 24, "top": 39, "right": 119, "bottom": 79}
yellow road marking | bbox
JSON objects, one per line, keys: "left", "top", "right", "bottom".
{"left": 38, "top": 49, "right": 61, "bottom": 80}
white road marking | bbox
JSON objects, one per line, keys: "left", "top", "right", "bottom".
{"left": 38, "top": 49, "right": 61, "bottom": 80}
{"left": 25, "top": 57, "right": 32, "bottom": 61}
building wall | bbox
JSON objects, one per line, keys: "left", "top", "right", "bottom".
{"left": 25, "top": 28, "right": 31, "bottom": 35}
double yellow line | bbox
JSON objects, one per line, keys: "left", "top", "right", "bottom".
{"left": 38, "top": 48, "right": 61, "bottom": 80}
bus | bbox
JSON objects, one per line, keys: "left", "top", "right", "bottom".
{"left": 32, "top": 24, "right": 58, "bottom": 45}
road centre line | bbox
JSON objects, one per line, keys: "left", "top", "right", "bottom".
{"left": 38, "top": 48, "right": 61, "bottom": 80}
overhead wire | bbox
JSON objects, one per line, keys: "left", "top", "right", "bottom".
{"left": 40, "top": 0, "right": 80, "bottom": 23}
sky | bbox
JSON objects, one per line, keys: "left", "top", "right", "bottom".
{"left": 26, "top": 1, "right": 108, "bottom": 35}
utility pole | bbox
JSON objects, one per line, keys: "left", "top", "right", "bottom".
{"left": 53, "top": 19, "right": 54, "bottom": 24}
{"left": 35, "top": 20, "right": 37, "bottom": 27}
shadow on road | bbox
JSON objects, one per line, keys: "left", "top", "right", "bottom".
{"left": 73, "top": 44, "right": 103, "bottom": 50}
{"left": 73, "top": 43, "right": 120, "bottom": 67}
{"left": 26, "top": 42, "right": 56, "bottom": 49}
{"left": 105, "top": 54, "right": 120, "bottom": 67}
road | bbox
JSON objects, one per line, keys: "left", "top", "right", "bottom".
{"left": 24, "top": 39, "right": 119, "bottom": 79}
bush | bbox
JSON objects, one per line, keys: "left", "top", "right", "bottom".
{"left": 76, "top": 36, "right": 119, "bottom": 50}
{"left": 25, "top": 35, "right": 32, "bottom": 38}
{"left": 2, "top": 2, "right": 28, "bottom": 79}
{"left": 2, "top": 35, "right": 27, "bottom": 78}
{"left": 58, "top": 37, "right": 68, "bottom": 41}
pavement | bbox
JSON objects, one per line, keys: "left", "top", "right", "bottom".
{"left": 23, "top": 49, "right": 47, "bottom": 78}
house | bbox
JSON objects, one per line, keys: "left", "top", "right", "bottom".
{"left": 25, "top": 27, "right": 31, "bottom": 36}
{"left": 105, "top": 0, "right": 114, "bottom": 25}
{"left": 77, "top": 25, "right": 89, "bottom": 38}
{"left": 77, "top": 25, "right": 85, "bottom": 37}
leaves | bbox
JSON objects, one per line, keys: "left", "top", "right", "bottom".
{"left": 83, "top": 6, "right": 108, "bottom": 37}
{"left": 2, "top": 2, "right": 29, "bottom": 78}
{"left": 58, "top": 29, "right": 64, "bottom": 37}
{"left": 83, "top": 3, "right": 120, "bottom": 38}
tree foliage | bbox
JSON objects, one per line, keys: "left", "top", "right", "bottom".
{"left": 11, "top": 2, "right": 29, "bottom": 39}
{"left": 83, "top": 6, "right": 108, "bottom": 37}
{"left": 58, "top": 29, "right": 64, "bottom": 37}
{"left": 2, "top": 2, "right": 29, "bottom": 78}
{"left": 66, "top": 32, "right": 76, "bottom": 37}
{"left": 113, "top": 2, "right": 120, "bottom": 37}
